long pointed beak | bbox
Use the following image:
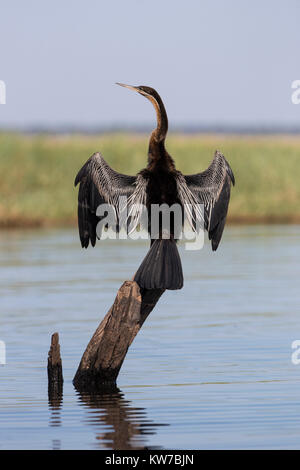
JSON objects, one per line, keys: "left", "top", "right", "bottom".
{"left": 115, "top": 82, "right": 139, "bottom": 93}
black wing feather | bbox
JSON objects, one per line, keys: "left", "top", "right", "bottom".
{"left": 177, "top": 150, "right": 235, "bottom": 251}
{"left": 75, "top": 152, "right": 139, "bottom": 248}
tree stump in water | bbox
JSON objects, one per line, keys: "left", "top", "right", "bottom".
{"left": 73, "top": 281, "right": 164, "bottom": 391}
{"left": 47, "top": 332, "right": 63, "bottom": 401}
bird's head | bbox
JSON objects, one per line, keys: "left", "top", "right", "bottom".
{"left": 116, "top": 83, "right": 162, "bottom": 109}
{"left": 116, "top": 82, "right": 168, "bottom": 142}
{"left": 116, "top": 83, "right": 156, "bottom": 96}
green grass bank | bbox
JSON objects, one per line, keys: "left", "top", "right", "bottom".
{"left": 1, "top": 132, "right": 300, "bottom": 227}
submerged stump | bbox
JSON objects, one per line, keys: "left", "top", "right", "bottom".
{"left": 73, "top": 280, "right": 164, "bottom": 391}
{"left": 47, "top": 332, "right": 63, "bottom": 401}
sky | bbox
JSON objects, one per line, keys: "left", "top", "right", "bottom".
{"left": 0, "top": 0, "right": 300, "bottom": 130}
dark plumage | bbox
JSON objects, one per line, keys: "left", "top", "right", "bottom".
{"left": 75, "top": 84, "right": 235, "bottom": 289}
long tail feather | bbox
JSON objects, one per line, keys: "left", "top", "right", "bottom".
{"left": 134, "top": 239, "right": 183, "bottom": 290}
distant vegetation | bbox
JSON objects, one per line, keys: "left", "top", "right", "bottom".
{"left": 1, "top": 132, "right": 300, "bottom": 227}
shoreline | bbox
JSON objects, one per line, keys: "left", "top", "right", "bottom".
{"left": 1, "top": 214, "right": 300, "bottom": 230}
{"left": 1, "top": 133, "right": 300, "bottom": 231}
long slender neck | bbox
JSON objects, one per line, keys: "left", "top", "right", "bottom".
{"left": 151, "top": 94, "right": 168, "bottom": 143}
{"left": 147, "top": 94, "right": 171, "bottom": 168}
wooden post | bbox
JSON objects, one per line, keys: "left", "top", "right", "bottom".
{"left": 73, "top": 281, "right": 164, "bottom": 391}
{"left": 47, "top": 332, "right": 63, "bottom": 401}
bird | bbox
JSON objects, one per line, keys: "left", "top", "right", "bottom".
{"left": 74, "top": 84, "right": 235, "bottom": 290}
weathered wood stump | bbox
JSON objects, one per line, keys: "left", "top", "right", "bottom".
{"left": 47, "top": 332, "right": 63, "bottom": 401}
{"left": 73, "top": 281, "right": 164, "bottom": 391}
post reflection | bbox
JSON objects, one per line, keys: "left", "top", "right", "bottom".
{"left": 77, "top": 386, "right": 167, "bottom": 450}
{"left": 48, "top": 386, "right": 63, "bottom": 450}
{"left": 48, "top": 386, "right": 63, "bottom": 427}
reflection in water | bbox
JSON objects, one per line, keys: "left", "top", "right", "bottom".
{"left": 77, "top": 387, "right": 167, "bottom": 450}
{"left": 48, "top": 388, "right": 63, "bottom": 450}
{"left": 48, "top": 383, "right": 63, "bottom": 427}
{"left": 51, "top": 439, "right": 61, "bottom": 451}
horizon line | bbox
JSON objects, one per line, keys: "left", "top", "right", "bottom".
{"left": 1, "top": 123, "right": 300, "bottom": 136}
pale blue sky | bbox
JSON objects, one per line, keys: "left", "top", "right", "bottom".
{"left": 0, "top": 0, "right": 299, "bottom": 129}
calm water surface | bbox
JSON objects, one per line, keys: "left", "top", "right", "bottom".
{"left": 0, "top": 225, "right": 300, "bottom": 449}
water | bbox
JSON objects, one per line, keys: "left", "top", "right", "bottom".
{"left": 1, "top": 225, "right": 300, "bottom": 449}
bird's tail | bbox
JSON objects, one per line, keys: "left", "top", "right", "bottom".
{"left": 134, "top": 239, "right": 183, "bottom": 290}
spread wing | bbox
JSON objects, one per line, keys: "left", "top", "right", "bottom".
{"left": 74, "top": 152, "right": 147, "bottom": 248}
{"left": 176, "top": 150, "right": 235, "bottom": 251}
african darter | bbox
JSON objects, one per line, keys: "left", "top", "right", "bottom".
{"left": 75, "top": 84, "right": 235, "bottom": 290}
